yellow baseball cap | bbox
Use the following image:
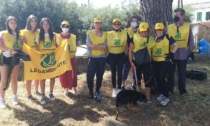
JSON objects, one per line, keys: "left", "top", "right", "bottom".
{"left": 94, "top": 17, "right": 102, "bottom": 23}
{"left": 139, "top": 22, "right": 149, "bottom": 32}
{"left": 112, "top": 18, "right": 121, "bottom": 23}
{"left": 61, "top": 20, "right": 70, "bottom": 26}
{"left": 155, "top": 23, "right": 164, "bottom": 30}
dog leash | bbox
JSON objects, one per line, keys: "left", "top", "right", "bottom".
{"left": 134, "top": 69, "right": 139, "bottom": 91}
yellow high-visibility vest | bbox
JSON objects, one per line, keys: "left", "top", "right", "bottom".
{"left": 0, "top": 31, "right": 21, "bottom": 52}
{"left": 38, "top": 34, "right": 57, "bottom": 54}
{"left": 152, "top": 36, "right": 169, "bottom": 61}
{"left": 168, "top": 23, "right": 190, "bottom": 51}
{"left": 56, "top": 33, "right": 77, "bottom": 59}
{"left": 88, "top": 30, "right": 107, "bottom": 56}
{"left": 133, "top": 33, "right": 155, "bottom": 58}
{"left": 107, "top": 30, "right": 127, "bottom": 54}
{"left": 20, "top": 29, "right": 39, "bottom": 50}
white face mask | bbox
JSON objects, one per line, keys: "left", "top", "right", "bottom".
{"left": 62, "top": 28, "right": 69, "bottom": 33}
{"left": 131, "top": 22, "right": 137, "bottom": 28}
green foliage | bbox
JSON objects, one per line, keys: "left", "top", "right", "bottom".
{"left": 0, "top": 0, "right": 140, "bottom": 44}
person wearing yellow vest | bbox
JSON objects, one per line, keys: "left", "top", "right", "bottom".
{"left": 86, "top": 17, "right": 107, "bottom": 102}
{"left": 121, "top": 16, "right": 139, "bottom": 91}
{"left": 152, "top": 23, "right": 178, "bottom": 106}
{"left": 129, "top": 22, "right": 155, "bottom": 103}
{"left": 107, "top": 18, "right": 127, "bottom": 97}
{"left": 21, "top": 15, "right": 40, "bottom": 100}
{"left": 0, "top": 16, "right": 22, "bottom": 108}
{"left": 57, "top": 20, "right": 78, "bottom": 96}
{"left": 38, "top": 18, "right": 58, "bottom": 105}
{"left": 167, "top": 8, "right": 194, "bottom": 96}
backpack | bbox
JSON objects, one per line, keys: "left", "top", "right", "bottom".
{"left": 186, "top": 70, "right": 207, "bottom": 80}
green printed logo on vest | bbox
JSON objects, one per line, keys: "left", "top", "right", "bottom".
{"left": 44, "top": 41, "right": 52, "bottom": 48}
{"left": 114, "top": 39, "right": 121, "bottom": 46}
{"left": 13, "top": 40, "right": 21, "bottom": 49}
{"left": 40, "top": 52, "right": 56, "bottom": 68}
{"left": 155, "top": 48, "right": 162, "bottom": 56}
{"left": 175, "top": 33, "right": 182, "bottom": 39}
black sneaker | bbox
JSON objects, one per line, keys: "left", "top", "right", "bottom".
{"left": 131, "top": 85, "right": 136, "bottom": 91}
{"left": 88, "top": 91, "right": 94, "bottom": 99}
{"left": 27, "top": 95, "right": 36, "bottom": 100}
{"left": 95, "top": 92, "right": 101, "bottom": 102}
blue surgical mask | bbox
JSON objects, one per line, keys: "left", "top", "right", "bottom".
{"left": 131, "top": 22, "right": 137, "bottom": 28}
{"left": 174, "top": 16, "right": 180, "bottom": 22}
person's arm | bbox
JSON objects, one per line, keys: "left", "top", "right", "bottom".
{"left": 188, "top": 26, "right": 195, "bottom": 52}
{"left": 129, "top": 39, "right": 136, "bottom": 70}
{"left": 86, "top": 33, "right": 106, "bottom": 50}
{"left": 169, "top": 36, "right": 178, "bottom": 53}
{"left": 125, "top": 33, "right": 131, "bottom": 55}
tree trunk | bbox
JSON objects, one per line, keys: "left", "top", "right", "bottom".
{"left": 140, "top": 0, "right": 173, "bottom": 36}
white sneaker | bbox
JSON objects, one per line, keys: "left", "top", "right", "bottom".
{"left": 0, "top": 98, "right": 6, "bottom": 108}
{"left": 116, "top": 89, "right": 121, "bottom": 95}
{"left": 160, "top": 97, "right": 170, "bottom": 106}
{"left": 157, "top": 94, "right": 165, "bottom": 102}
{"left": 41, "top": 95, "right": 46, "bottom": 105}
{"left": 12, "top": 95, "right": 18, "bottom": 105}
{"left": 49, "top": 92, "right": 55, "bottom": 101}
{"left": 112, "top": 89, "right": 117, "bottom": 98}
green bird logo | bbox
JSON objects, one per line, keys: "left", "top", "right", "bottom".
{"left": 40, "top": 52, "right": 56, "bottom": 68}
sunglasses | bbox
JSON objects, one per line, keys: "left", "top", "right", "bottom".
{"left": 62, "top": 25, "right": 69, "bottom": 28}
{"left": 155, "top": 29, "right": 163, "bottom": 31}
{"left": 113, "top": 23, "right": 121, "bottom": 26}
{"left": 31, "top": 19, "right": 37, "bottom": 22}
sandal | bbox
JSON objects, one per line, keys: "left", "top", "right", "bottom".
{"left": 35, "top": 91, "right": 41, "bottom": 96}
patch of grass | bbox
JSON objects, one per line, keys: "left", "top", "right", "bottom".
{"left": 0, "top": 62, "right": 210, "bottom": 126}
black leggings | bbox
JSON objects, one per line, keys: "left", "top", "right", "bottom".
{"left": 153, "top": 61, "right": 172, "bottom": 97}
{"left": 135, "top": 62, "right": 153, "bottom": 87}
{"left": 108, "top": 53, "right": 125, "bottom": 89}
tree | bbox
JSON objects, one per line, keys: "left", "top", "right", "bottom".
{"left": 140, "top": 0, "right": 173, "bottom": 36}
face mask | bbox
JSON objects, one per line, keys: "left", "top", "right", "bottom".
{"left": 131, "top": 22, "right": 137, "bottom": 27}
{"left": 174, "top": 16, "right": 180, "bottom": 22}
{"left": 62, "top": 28, "right": 69, "bottom": 33}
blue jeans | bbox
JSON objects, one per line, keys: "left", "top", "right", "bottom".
{"left": 87, "top": 57, "right": 106, "bottom": 93}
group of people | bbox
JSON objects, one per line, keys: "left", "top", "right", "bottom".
{"left": 0, "top": 15, "right": 77, "bottom": 108}
{"left": 0, "top": 7, "right": 194, "bottom": 108}
{"left": 86, "top": 8, "right": 194, "bottom": 106}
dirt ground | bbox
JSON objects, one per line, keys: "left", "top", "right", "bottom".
{"left": 0, "top": 61, "right": 210, "bottom": 126}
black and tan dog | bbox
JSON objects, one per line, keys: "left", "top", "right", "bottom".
{"left": 115, "top": 90, "right": 146, "bottom": 120}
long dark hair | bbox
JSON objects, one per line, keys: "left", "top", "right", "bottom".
{"left": 6, "top": 16, "right": 20, "bottom": 41}
{"left": 39, "top": 17, "right": 54, "bottom": 42}
{"left": 25, "top": 15, "right": 38, "bottom": 32}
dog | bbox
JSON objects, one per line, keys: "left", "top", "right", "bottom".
{"left": 115, "top": 90, "right": 146, "bottom": 120}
